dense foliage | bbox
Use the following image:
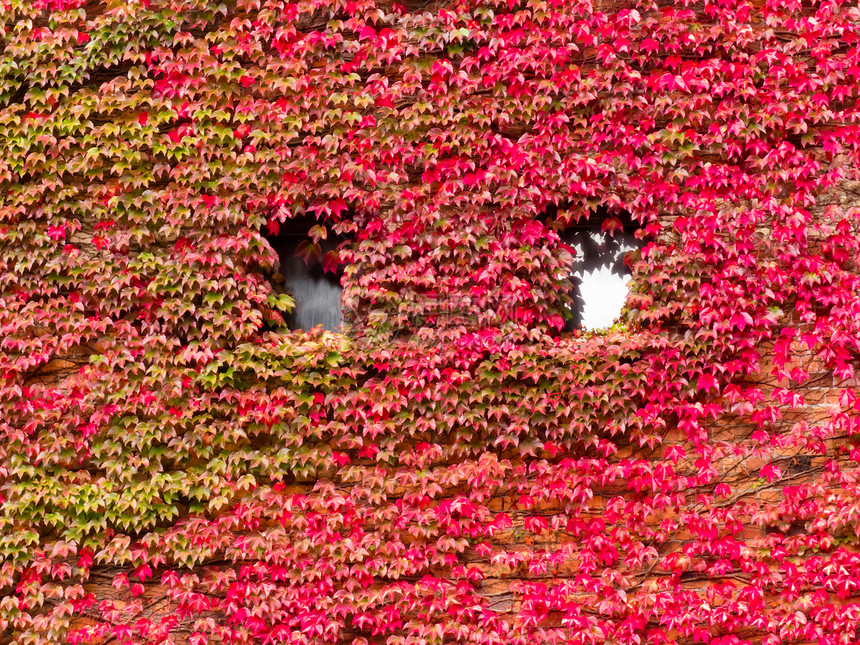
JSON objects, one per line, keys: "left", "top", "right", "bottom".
{"left": 2, "top": 0, "right": 860, "bottom": 643}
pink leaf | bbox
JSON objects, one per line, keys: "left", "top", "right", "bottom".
{"left": 47, "top": 225, "right": 66, "bottom": 241}
{"left": 760, "top": 464, "right": 782, "bottom": 483}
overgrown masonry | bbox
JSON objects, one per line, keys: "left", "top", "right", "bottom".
{"left": 2, "top": 0, "right": 860, "bottom": 643}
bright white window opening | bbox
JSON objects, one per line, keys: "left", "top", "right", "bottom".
{"left": 560, "top": 212, "right": 643, "bottom": 331}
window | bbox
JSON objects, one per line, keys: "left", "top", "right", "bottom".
{"left": 560, "top": 210, "right": 643, "bottom": 331}
{"left": 264, "top": 215, "right": 345, "bottom": 332}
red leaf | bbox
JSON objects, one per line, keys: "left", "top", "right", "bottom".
{"left": 295, "top": 240, "right": 322, "bottom": 266}
{"left": 543, "top": 441, "right": 561, "bottom": 457}
{"left": 47, "top": 225, "right": 66, "bottom": 241}
{"left": 665, "top": 445, "right": 685, "bottom": 463}
{"left": 697, "top": 373, "right": 718, "bottom": 392}
{"left": 77, "top": 548, "right": 93, "bottom": 570}
{"left": 322, "top": 250, "right": 340, "bottom": 274}
{"left": 601, "top": 216, "right": 623, "bottom": 236}
{"left": 332, "top": 452, "right": 350, "bottom": 467}
{"left": 760, "top": 464, "right": 782, "bottom": 483}
{"left": 524, "top": 516, "right": 549, "bottom": 534}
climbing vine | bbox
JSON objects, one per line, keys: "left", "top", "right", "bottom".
{"left": 2, "top": 0, "right": 860, "bottom": 643}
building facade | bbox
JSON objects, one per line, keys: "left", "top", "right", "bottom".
{"left": 2, "top": 0, "right": 860, "bottom": 643}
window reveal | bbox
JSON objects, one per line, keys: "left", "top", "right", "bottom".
{"left": 265, "top": 215, "right": 345, "bottom": 332}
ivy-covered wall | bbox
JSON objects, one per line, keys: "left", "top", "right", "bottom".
{"left": 2, "top": 0, "right": 860, "bottom": 643}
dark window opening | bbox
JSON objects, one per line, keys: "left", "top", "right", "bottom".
{"left": 264, "top": 214, "right": 347, "bottom": 332}
{"left": 558, "top": 208, "right": 644, "bottom": 331}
